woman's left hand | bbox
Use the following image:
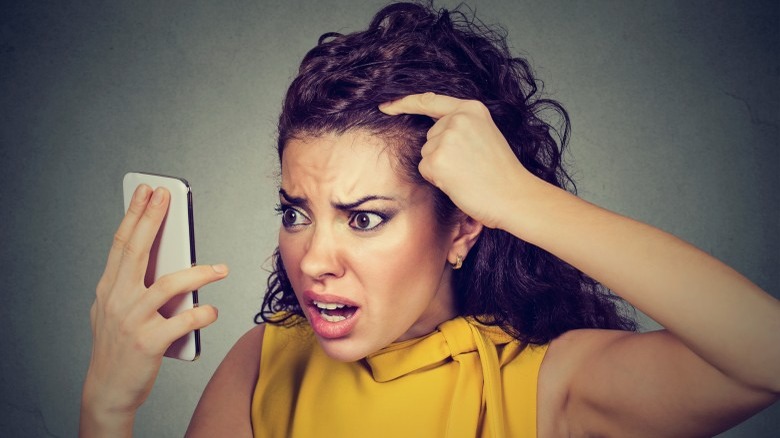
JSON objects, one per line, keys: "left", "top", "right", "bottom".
{"left": 379, "top": 93, "right": 537, "bottom": 229}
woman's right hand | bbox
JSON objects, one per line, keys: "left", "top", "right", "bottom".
{"left": 379, "top": 93, "right": 539, "bottom": 231}
{"left": 80, "top": 185, "right": 227, "bottom": 436}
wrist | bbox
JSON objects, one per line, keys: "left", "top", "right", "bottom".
{"left": 494, "top": 170, "right": 563, "bottom": 237}
{"left": 80, "top": 378, "right": 137, "bottom": 437}
{"left": 79, "top": 398, "right": 135, "bottom": 438}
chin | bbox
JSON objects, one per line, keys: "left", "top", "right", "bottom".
{"left": 316, "top": 336, "right": 378, "bottom": 363}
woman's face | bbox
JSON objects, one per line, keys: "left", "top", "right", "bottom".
{"left": 278, "top": 130, "right": 458, "bottom": 362}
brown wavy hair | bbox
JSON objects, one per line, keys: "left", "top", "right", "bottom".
{"left": 256, "top": 1, "right": 636, "bottom": 344}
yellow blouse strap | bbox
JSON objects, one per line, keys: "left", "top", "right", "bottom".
{"left": 469, "top": 322, "right": 505, "bottom": 438}
{"left": 365, "top": 317, "right": 513, "bottom": 438}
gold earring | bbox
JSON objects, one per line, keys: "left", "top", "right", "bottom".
{"left": 451, "top": 255, "right": 463, "bottom": 270}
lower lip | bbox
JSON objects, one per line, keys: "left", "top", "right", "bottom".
{"left": 307, "top": 305, "right": 360, "bottom": 339}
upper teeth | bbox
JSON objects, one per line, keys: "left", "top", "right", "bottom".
{"left": 313, "top": 301, "right": 347, "bottom": 310}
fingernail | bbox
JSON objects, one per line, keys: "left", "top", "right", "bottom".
{"left": 134, "top": 185, "right": 151, "bottom": 202}
{"left": 151, "top": 188, "right": 164, "bottom": 205}
{"left": 212, "top": 264, "right": 229, "bottom": 274}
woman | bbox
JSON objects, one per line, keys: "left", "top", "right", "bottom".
{"left": 80, "top": 2, "right": 779, "bottom": 437}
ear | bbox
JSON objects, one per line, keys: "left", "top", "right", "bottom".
{"left": 447, "top": 213, "right": 483, "bottom": 267}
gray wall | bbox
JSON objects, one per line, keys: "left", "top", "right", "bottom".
{"left": 1, "top": 0, "right": 777, "bottom": 436}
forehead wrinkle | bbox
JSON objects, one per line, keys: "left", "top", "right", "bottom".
{"left": 282, "top": 131, "right": 404, "bottom": 206}
{"left": 280, "top": 136, "right": 339, "bottom": 201}
{"left": 333, "top": 133, "right": 390, "bottom": 202}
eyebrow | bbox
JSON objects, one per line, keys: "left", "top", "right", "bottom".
{"left": 279, "top": 188, "right": 397, "bottom": 211}
{"left": 278, "top": 188, "right": 308, "bottom": 207}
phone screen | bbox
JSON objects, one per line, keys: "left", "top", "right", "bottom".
{"left": 122, "top": 172, "right": 200, "bottom": 361}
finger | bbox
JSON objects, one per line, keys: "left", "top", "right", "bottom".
{"left": 114, "top": 187, "right": 171, "bottom": 285}
{"left": 420, "top": 123, "right": 458, "bottom": 158}
{"left": 419, "top": 135, "right": 440, "bottom": 158}
{"left": 424, "top": 113, "right": 453, "bottom": 141}
{"left": 417, "top": 156, "right": 438, "bottom": 189}
{"left": 158, "top": 305, "right": 219, "bottom": 348}
{"left": 98, "top": 184, "right": 153, "bottom": 292}
{"left": 379, "top": 92, "right": 464, "bottom": 119}
{"left": 138, "top": 264, "right": 229, "bottom": 316}
{"left": 137, "top": 305, "right": 219, "bottom": 357}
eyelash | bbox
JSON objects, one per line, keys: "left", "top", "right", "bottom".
{"left": 275, "top": 204, "right": 309, "bottom": 230}
{"left": 274, "top": 204, "right": 391, "bottom": 232}
{"left": 349, "top": 210, "right": 389, "bottom": 232}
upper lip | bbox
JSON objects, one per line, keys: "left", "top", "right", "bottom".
{"left": 303, "top": 290, "right": 360, "bottom": 308}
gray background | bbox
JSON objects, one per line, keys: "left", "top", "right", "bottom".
{"left": 1, "top": 0, "right": 777, "bottom": 436}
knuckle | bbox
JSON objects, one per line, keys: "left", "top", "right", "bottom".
{"left": 427, "top": 150, "right": 445, "bottom": 168}
{"left": 420, "top": 92, "right": 437, "bottom": 105}
{"left": 126, "top": 201, "right": 145, "bottom": 217}
{"left": 122, "top": 240, "right": 142, "bottom": 259}
{"left": 142, "top": 203, "right": 161, "bottom": 220}
{"left": 439, "top": 129, "right": 459, "bottom": 145}
{"left": 118, "top": 318, "right": 135, "bottom": 337}
{"left": 103, "top": 293, "right": 129, "bottom": 319}
{"left": 105, "top": 300, "right": 123, "bottom": 321}
{"left": 112, "top": 232, "right": 129, "bottom": 250}
{"left": 95, "top": 278, "right": 110, "bottom": 297}
{"left": 132, "top": 334, "right": 160, "bottom": 357}
{"left": 418, "top": 159, "right": 435, "bottom": 179}
{"left": 463, "top": 99, "right": 488, "bottom": 115}
{"left": 448, "top": 113, "right": 470, "bottom": 129}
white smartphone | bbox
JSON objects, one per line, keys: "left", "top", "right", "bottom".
{"left": 122, "top": 172, "right": 200, "bottom": 361}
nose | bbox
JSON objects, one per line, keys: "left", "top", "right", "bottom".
{"left": 299, "top": 224, "right": 344, "bottom": 280}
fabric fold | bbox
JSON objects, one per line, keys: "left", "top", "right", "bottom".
{"left": 364, "top": 317, "right": 510, "bottom": 438}
{"left": 252, "top": 315, "right": 548, "bottom": 438}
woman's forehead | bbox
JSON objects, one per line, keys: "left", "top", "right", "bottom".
{"left": 280, "top": 131, "right": 411, "bottom": 199}
{"left": 283, "top": 132, "right": 388, "bottom": 166}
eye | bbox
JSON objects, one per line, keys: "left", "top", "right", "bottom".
{"left": 279, "top": 206, "right": 310, "bottom": 228}
{"left": 349, "top": 212, "right": 385, "bottom": 231}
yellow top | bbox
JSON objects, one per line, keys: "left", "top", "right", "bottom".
{"left": 251, "top": 316, "right": 548, "bottom": 438}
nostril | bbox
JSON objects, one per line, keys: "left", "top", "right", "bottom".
{"left": 300, "top": 250, "right": 342, "bottom": 280}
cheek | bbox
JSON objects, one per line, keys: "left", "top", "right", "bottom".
{"left": 358, "top": 227, "right": 448, "bottom": 284}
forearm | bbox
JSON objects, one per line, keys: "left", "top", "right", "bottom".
{"left": 502, "top": 177, "right": 780, "bottom": 393}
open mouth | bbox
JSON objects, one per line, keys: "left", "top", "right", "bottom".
{"left": 312, "top": 300, "right": 358, "bottom": 323}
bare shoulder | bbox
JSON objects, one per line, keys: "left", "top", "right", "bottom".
{"left": 229, "top": 324, "right": 267, "bottom": 362}
{"left": 185, "top": 324, "right": 266, "bottom": 438}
